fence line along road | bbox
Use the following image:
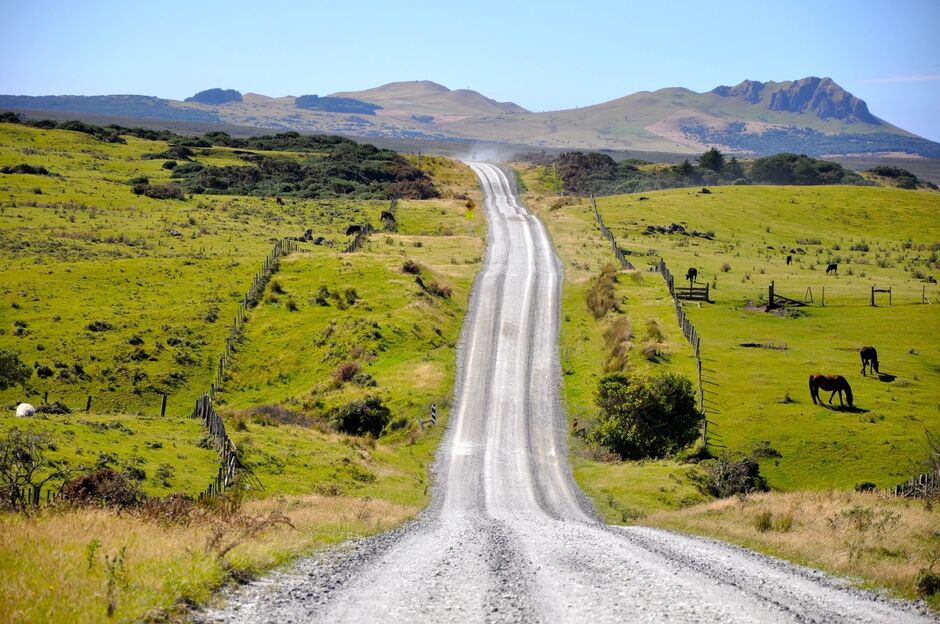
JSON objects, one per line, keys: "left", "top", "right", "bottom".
{"left": 590, "top": 195, "right": 709, "bottom": 446}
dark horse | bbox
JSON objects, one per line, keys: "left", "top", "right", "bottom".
{"left": 686, "top": 267, "right": 698, "bottom": 283}
{"left": 859, "top": 346, "right": 879, "bottom": 376}
{"left": 809, "top": 374, "right": 853, "bottom": 407}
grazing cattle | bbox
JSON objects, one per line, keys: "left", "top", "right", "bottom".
{"left": 786, "top": 255, "right": 793, "bottom": 265}
{"left": 380, "top": 211, "right": 395, "bottom": 222}
{"left": 275, "top": 197, "right": 284, "bottom": 205}
{"left": 301, "top": 228, "right": 313, "bottom": 241}
{"left": 312, "top": 236, "right": 325, "bottom": 245}
{"left": 809, "top": 374, "right": 853, "bottom": 407}
{"left": 638, "top": 196, "right": 650, "bottom": 201}
{"left": 685, "top": 267, "right": 698, "bottom": 283}
{"left": 167, "top": 229, "right": 183, "bottom": 237}
{"left": 860, "top": 346, "right": 879, "bottom": 376}
{"left": 345, "top": 225, "right": 362, "bottom": 236}
{"left": 15, "top": 403, "right": 36, "bottom": 417}
{"left": 700, "top": 187, "right": 711, "bottom": 194}
{"left": 826, "top": 263, "right": 838, "bottom": 274}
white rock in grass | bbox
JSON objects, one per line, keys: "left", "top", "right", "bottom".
{"left": 15, "top": 403, "right": 36, "bottom": 417}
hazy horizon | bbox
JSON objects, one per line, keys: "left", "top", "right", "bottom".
{"left": 2, "top": 0, "right": 939, "bottom": 141}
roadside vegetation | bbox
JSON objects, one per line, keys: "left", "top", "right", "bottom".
{"left": 515, "top": 158, "right": 940, "bottom": 606}
{"left": 0, "top": 118, "right": 482, "bottom": 622}
{"left": 519, "top": 147, "right": 938, "bottom": 196}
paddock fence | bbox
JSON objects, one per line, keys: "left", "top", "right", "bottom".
{"left": 189, "top": 236, "right": 299, "bottom": 499}
{"left": 590, "top": 194, "right": 634, "bottom": 270}
{"left": 589, "top": 198, "right": 710, "bottom": 447}
{"left": 882, "top": 469, "right": 939, "bottom": 499}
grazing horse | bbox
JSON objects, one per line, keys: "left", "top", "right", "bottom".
{"left": 685, "top": 267, "right": 698, "bottom": 283}
{"left": 826, "top": 263, "right": 838, "bottom": 274}
{"left": 859, "top": 346, "right": 879, "bottom": 376}
{"left": 809, "top": 374, "right": 853, "bottom": 407}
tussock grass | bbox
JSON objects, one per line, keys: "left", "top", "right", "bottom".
{"left": 0, "top": 494, "right": 417, "bottom": 623}
{"left": 643, "top": 490, "right": 940, "bottom": 606}
{"left": 586, "top": 263, "right": 619, "bottom": 319}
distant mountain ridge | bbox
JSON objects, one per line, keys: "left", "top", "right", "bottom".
{"left": 711, "top": 77, "right": 879, "bottom": 124}
{"left": 2, "top": 77, "right": 938, "bottom": 158}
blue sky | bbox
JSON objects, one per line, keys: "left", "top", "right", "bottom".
{"left": 2, "top": 0, "right": 939, "bottom": 140}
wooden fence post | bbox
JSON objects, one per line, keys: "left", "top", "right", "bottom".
{"left": 85, "top": 395, "right": 92, "bottom": 412}
{"left": 160, "top": 393, "right": 167, "bottom": 417}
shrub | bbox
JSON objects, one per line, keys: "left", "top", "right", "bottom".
{"left": 916, "top": 569, "right": 940, "bottom": 598}
{"left": 701, "top": 452, "right": 768, "bottom": 498}
{"left": 426, "top": 280, "right": 453, "bottom": 298}
{"left": 402, "top": 260, "right": 421, "bottom": 274}
{"left": 344, "top": 288, "right": 359, "bottom": 305}
{"left": 315, "top": 285, "right": 330, "bottom": 306}
{"left": 132, "top": 183, "right": 185, "bottom": 200}
{"left": 86, "top": 320, "right": 113, "bottom": 332}
{"left": 720, "top": 263, "right": 731, "bottom": 272}
{"left": 333, "top": 362, "right": 361, "bottom": 385}
{"left": 0, "top": 348, "right": 31, "bottom": 390}
{"left": 60, "top": 468, "right": 143, "bottom": 509}
{"left": 1, "top": 163, "right": 51, "bottom": 176}
{"left": 270, "top": 280, "right": 285, "bottom": 294}
{"left": 588, "top": 372, "right": 701, "bottom": 459}
{"left": 330, "top": 397, "right": 390, "bottom": 437}
{"left": 35, "top": 401, "right": 71, "bottom": 415}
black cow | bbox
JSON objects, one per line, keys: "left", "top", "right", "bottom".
{"left": 685, "top": 267, "right": 698, "bottom": 283}
{"left": 826, "top": 263, "right": 838, "bottom": 274}
{"left": 345, "top": 224, "right": 362, "bottom": 236}
{"left": 786, "top": 255, "right": 793, "bottom": 265}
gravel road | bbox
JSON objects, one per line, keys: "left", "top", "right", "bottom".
{"left": 200, "top": 163, "right": 934, "bottom": 623}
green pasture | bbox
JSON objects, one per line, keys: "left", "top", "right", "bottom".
{"left": 0, "top": 122, "right": 482, "bottom": 503}
{"left": 0, "top": 412, "right": 219, "bottom": 496}
{"left": 0, "top": 123, "right": 395, "bottom": 415}
{"left": 592, "top": 185, "right": 940, "bottom": 490}
{"left": 519, "top": 165, "right": 940, "bottom": 517}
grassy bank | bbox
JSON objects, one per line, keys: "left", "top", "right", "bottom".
{"left": 0, "top": 495, "right": 416, "bottom": 623}
{"left": 643, "top": 490, "right": 940, "bottom": 608}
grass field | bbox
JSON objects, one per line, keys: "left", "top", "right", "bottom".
{"left": 593, "top": 185, "right": 940, "bottom": 491}
{"left": 0, "top": 122, "right": 395, "bottom": 416}
{"left": 0, "top": 123, "right": 483, "bottom": 622}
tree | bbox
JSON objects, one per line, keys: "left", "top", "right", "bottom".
{"left": 674, "top": 159, "right": 694, "bottom": 177}
{"left": 697, "top": 147, "right": 725, "bottom": 173}
{"left": 0, "top": 348, "right": 31, "bottom": 390}
{"left": 588, "top": 372, "right": 701, "bottom": 459}
{"left": 0, "top": 429, "right": 71, "bottom": 511}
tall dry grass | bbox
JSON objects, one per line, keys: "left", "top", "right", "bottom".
{"left": 0, "top": 495, "right": 417, "bottom": 623}
{"left": 643, "top": 490, "right": 939, "bottom": 605}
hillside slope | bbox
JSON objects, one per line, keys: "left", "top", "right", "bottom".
{"left": 2, "top": 77, "right": 938, "bottom": 157}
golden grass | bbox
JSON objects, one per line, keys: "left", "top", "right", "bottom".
{"left": 643, "top": 490, "right": 940, "bottom": 605}
{"left": 0, "top": 495, "right": 417, "bottom": 623}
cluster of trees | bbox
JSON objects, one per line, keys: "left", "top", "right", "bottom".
{"left": 0, "top": 114, "right": 438, "bottom": 200}
{"left": 867, "top": 165, "right": 938, "bottom": 190}
{"left": 523, "top": 148, "right": 870, "bottom": 196}
{"left": 295, "top": 95, "right": 382, "bottom": 115}
{"left": 183, "top": 88, "right": 243, "bottom": 105}
{"left": 170, "top": 141, "right": 438, "bottom": 200}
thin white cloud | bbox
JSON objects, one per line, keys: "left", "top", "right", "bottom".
{"left": 858, "top": 74, "right": 940, "bottom": 84}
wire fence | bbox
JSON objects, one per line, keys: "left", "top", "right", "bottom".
{"left": 591, "top": 198, "right": 709, "bottom": 447}
{"left": 590, "top": 194, "right": 634, "bottom": 270}
{"left": 189, "top": 236, "right": 299, "bottom": 499}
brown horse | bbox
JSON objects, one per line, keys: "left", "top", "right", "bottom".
{"left": 860, "top": 346, "right": 879, "bottom": 376}
{"left": 809, "top": 374, "right": 853, "bottom": 407}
